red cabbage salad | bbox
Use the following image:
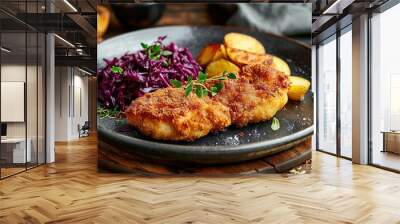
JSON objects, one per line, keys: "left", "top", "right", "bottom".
{"left": 98, "top": 36, "right": 202, "bottom": 113}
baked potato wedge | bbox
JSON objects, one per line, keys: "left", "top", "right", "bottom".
{"left": 212, "top": 44, "right": 228, "bottom": 61}
{"left": 205, "top": 59, "right": 240, "bottom": 78}
{"left": 226, "top": 47, "right": 272, "bottom": 67}
{"left": 288, "top": 76, "right": 310, "bottom": 101}
{"left": 224, "top": 33, "right": 266, "bottom": 54}
{"left": 97, "top": 5, "right": 110, "bottom": 41}
{"left": 197, "top": 44, "right": 220, "bottom": 66}
{"left": 220, "top": 44, "right": 228, "bottom": 59}
{"left": 272, "top": 56, "right": 291, "bottom": 76}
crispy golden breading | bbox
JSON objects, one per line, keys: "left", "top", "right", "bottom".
{"left": 213, "top": 63, "right": 289, "bottom": 127}
{"left": 125, "top": 63, "right": 289, "bottom": 141}
{"left": 125, "top": 87, "right": 231, "bottom": 141}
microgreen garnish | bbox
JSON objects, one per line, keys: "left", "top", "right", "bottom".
{"left": 140, "top": 43, "right": 149, "bottom": 49}
{"left": 184, "top": 76, "right": 193, "bottom": 96}
{"left": 97, "top": 106, "right": 121, "bottom": 119}
{"left": 170, "top": 71, "right": 237, "bottom": 98}
{"left": 198, "top": 71, "right": 207, "bottom": 84}
{"left": 227, "top": 73, "right": 237, "bottom": 79}
{"left": 161, "top": 50, "right": 172, "bottom": 56}
{"left": 271, "top": 117, "right": 280, "bottom": 131}
{"left": 170, "top": 79, "right": 182, "bottom": 88}
{"left": 111, "top": 65, "right": 123, "bottom": 74}
{"left": 141, "top": 42, "right": 172, "bottom": 61}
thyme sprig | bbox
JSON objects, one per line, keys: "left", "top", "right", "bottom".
{"left": 97, "top": 106, "right": 121, "bottom": 119}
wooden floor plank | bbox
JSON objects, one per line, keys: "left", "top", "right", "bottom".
{"left": 1, "top": 135, "right": 400, "bottom": 223}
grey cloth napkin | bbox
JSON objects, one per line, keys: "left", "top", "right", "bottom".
{"left": 227, "top": 3, "right": 312, "bottom": 36}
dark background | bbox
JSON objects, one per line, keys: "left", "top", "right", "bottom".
{"left": 98, "top": 3, "right": 311, "bottom": 44}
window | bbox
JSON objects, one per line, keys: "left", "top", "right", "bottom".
{"left": 370, "top": 2, "right": 400, "bottom": 171}
{"left": 317, "top": 36, "right": 337, "bottom": 154}
{"left": 0, "top": 2, "right": 46, "bottom": 179}
{"left": 339, "top": 28, "right": 352, "bottom": 158}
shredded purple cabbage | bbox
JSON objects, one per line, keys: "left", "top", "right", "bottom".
{"left": 98, "top": 36, "right": 201, "bottom": 111}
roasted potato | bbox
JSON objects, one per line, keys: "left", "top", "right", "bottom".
{"left": 197, "top": 44, "right": 220, "bottom": 66}
{"left": 97, "top": 5, "right": 110, "bottom": 41}
{"left": 212, "top": 44, "right": 228, "bottom": 61}
{"left": 224, "top": 33, "right": 266, "bottom": 54}
{"left": 220, "top": 44, "right": 228, "bottom": 59}
{"left": 226, "top": 47, "right": 272, "bottom": 67}
{"left": 288, "top": 76, "right": 310, "bottom": 101}
{"left": 205, "top": 59, "right": 240, "bottom": 78}
{"left": 272, "top": 56, "right": 291, "bottom": 76}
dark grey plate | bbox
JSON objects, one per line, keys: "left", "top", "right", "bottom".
{"left": 97, "top": 26, "right": 313, "bottom": 165}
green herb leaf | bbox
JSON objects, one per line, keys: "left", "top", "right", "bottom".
{"left": 170, "top": 79, "right": 182, "bottom": 88}
{"left": 195, "top": 86, "right": 205, "bottom": 98}
{"left": 180, "top": 70, "right": 234, "bottom": 98}
{"left": 150, "top": 54, "right": 160, "bottom": 60}
{"left": 185, "top": 82, "right": 193, "bottom": 96}
{"left": 271, "top": 117, "right": 280, "bottom": 131}
{"left": 111, "top": 66, "right": 123, "bottom": 74}
{"left": 210, "top": 86, "right": 218, "bottom": 96}
{"left": 213, "top": 82, "right": 224, "bottom": 92}
{"left": 143, "top": 42, "right": 168, "bottom": 61}
{"left": 161, "top": 50, "right": 172, "bottom": 56}
{"left": 97, "top": 106, "right": 121, "bottom": 119}
{"left": 198, "top": 71, "right": 207, "bottom": 84}
{"left": 202, "top": 88, "right": 209, "bottom": 96}
{"left": 227, "top": 73, "right": 237, "bottom": 79}
{"left": 141, "top": 42, "right": 149, "bottom": 49}
{"left": 152, "top": 44, "right": 161, "bottom": 54}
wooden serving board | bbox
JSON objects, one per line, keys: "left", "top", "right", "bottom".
{"left": 98, "top": 138, "right": 311, "bottom": 175}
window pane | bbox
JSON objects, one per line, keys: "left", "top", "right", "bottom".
{"left": 1, "top": 31, "right": 27, "bottom": 177}
{"left": 38, "top": 33, "right": 45, "bottom": 165}
{"left": 318, "top": 37, "right": 337, "bottom": 154}
{"left": 27, "top": 31, "right": 38, "bottom": 169}
{"left": 371, "top": 3, "right": 400, "bottom": 171}
{"left": 340, "top": 29, "right": 352, "bottom": 158}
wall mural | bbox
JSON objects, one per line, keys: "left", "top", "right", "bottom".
{"left": 96, "top": 3, "right": 313, "bottom": 175}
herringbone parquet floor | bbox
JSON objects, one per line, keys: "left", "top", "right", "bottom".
{"left": 1, "top": 135, "right": 400, "bottom": 224}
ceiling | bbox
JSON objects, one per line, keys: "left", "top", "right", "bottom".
{"left": 310, "top": 0, "right": 392, "bottom": 44}
{"left": 1, "top": 0, "right": 394, "bottom": 71}
{"left": 0, "top": 0, "right": 96, "bottom": 73}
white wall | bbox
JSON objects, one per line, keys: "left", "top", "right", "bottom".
{"left": 54, "top": 66, "right": 70, "bottom": 141}
{"left": 1, "top": 63, "right": 46, "bottom": 164}
{"left": 1, "top": 65, "right": 26, "bottom": 138}
{"left": 54, "top": 67, "right": 89, "bottom": 141}
{"left": 1, "top": 65, "right": 41, "bottom": 138}
{"left": 72, "top": 73, "right": 89, "bottom": 138}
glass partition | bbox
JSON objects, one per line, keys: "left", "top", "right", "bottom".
{"left": 317, "top": 36, "right": 337, "bottom": 154}
{"left": 370, "top": 3, "right": 400, "bottom": 171}
{"left": 38, "top": 32, "right": 45, "bottom": 165}
{"left": 27, "top": 31, "right": 38, "bottom": 169}
{"left": 1, "top": 31, "right": 28, "bottom": 177}
{"left": 339, "top": 28, "right": 352, "bottom": 158}
{"left": 0, "top": 1, "right": 46, "bottom": 179}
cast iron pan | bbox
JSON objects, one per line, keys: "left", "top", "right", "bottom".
{"left": 97, "top": 26, "right": 313, "bottom": 165}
